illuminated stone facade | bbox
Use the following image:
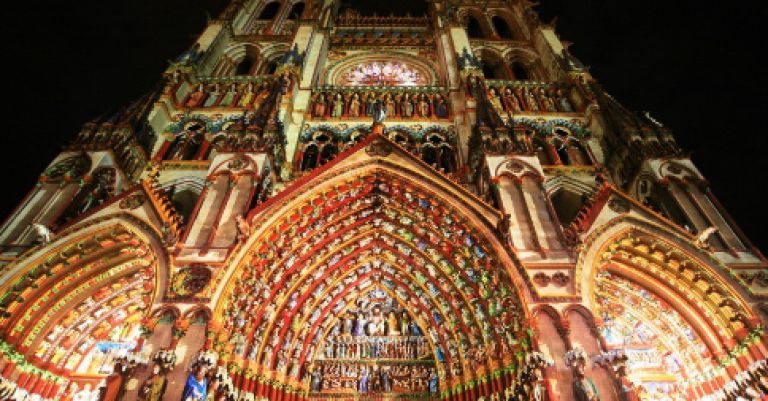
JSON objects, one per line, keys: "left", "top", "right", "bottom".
{"left": 0, "top": 1, "right": 766, "bottom": 401}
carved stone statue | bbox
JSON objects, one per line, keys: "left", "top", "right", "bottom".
{"left": 372, "top": 99, "right": 386, "bottom": 123}
{"left": 571, "top": 354, "right": 600, "bottom": 401}
{"left": 139, "top": 364, "right": 168, "bottom": 401}
{"left": 235, "top": 215, "right": 251, "bottom": 241}
{"left": 31, "top": 223, "right": 54, "bottom": 244}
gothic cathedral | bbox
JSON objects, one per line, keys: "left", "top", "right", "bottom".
{"left": 0, "top": 1, "right": 766, "bottom": 401}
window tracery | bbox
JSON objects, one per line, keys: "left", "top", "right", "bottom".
{"left": 340, "top": 61, "right": 426, "bottom": 87}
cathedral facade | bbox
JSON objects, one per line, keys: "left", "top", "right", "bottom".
{"left": 0, "top": 1, "right": 766, "bottom": 401}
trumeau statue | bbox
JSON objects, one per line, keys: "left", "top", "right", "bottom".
{"left": 372, "top": 99, "right": 386, "bottom": 123}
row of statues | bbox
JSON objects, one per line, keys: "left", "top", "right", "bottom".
{"left": 311, "top": 91, "right": 451, "bottom": 119}
{"left": 710, "top": 359, "right": 768, "bottom": 401}
{"left": 330, "top": 308, "right": 423, "bottom": 337}
{"left": 486, "top": 85, "right": 575, "bottom": 115}
{"left": 181, "top": 81, "right": 275, "bottom": 109}
{"left": 321, "top": 336, "right": 430, "bottom": 360}
{"left": 61, "top": 361, "right": 132, "bottom": 401}
{"left": 309, "top": 362, "right": 438, "bottom": 394}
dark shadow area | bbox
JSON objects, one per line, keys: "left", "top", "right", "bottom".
{"left": 339, "top": 0, "right": 428, "bottom": 16}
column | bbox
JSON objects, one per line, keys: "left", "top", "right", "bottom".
{"left": 688, "top": 184, "right": 746, "bottom": 252}
{"left": 497, "top": 177, "right": 538, "bottom": 251}
{"left": 667, "top": 181, "right": 708, "bottom": 231}
{"left": 186, "top": 175, "right": 230, "bottom": 248}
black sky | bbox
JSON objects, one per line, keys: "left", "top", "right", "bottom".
{"left": 2, "top": 1, "right": 766, "bottom": 251}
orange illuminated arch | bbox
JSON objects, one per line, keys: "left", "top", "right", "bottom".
{"left": 211, "top": 135, "right": 534, "bottom": 396}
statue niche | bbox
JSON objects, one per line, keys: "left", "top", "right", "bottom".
{"left": 163, "top": 122, "right": 206, "bottom": 161}
{"left": 55, "top": 167, "right": 116, "bottom": 227}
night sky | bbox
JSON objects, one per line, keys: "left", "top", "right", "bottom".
{"left": 2, "top": 1, "right": 766, "bottom": 251}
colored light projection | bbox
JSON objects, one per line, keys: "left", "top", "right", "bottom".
{"left": 217, "top": 172, "right": 528, "bottom": 394}
{"left": 595, "top": 271, "right": 714, "bottom": 400}
{"left": 340, "top": 61, "right": 426, "bottom": 87}
{"left": 0, "top": 224, "right": 155, "bottom": 377}
{"left": 310, "top": 289, "right": 437, "bottom": 396}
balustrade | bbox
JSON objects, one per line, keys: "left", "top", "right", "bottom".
{"left": 246, "top": 20, "right": 271, "bottom": 35}
{"left": 277, "top": 20, "right": 298, "bottom": 35}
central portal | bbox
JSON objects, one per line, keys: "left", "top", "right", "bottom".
{"left": 309, "top": 288, "right": 438, "bottom": 399}
{"left": 215, "top": 170, "right": 529, "bottom": 401}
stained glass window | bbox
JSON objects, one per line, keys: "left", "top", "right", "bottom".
{"left": 340, "top": 61, "right": 426, "bottom": 87}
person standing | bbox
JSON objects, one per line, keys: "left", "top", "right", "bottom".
{"left": 180, "top": 364, "right": 209, "bottom": 401}
{"left": 139, "top": 364, "right": 167, "bottom": 401}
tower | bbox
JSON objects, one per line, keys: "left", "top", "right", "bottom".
{"left": 0, "top": 1, "right": 766, "bottom": 401}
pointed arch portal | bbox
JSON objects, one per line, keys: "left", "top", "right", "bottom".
{"left": 0, "top": 216, "right": 164, "bottom": 395}
{"left": 580, "top": 225, "right": 764, "bottom": 401}
{"left": 214, "top": 157, "right": 532, "bottom": 400}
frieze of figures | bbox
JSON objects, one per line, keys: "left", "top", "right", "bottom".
{"left": 309, "top": 361, "right": 438, "bottom": 395}
{"left": 320, "top": 336, "right": 430, "bottom": 360}
{"left": 481, "top": 79, "right": 579, "bottom": 115}
{"left": 309, "top": 87, "right": 451, "bottom": 120}
{"left": 335, "top": 13, "right": 432, "bottom": 28}
{"left": 170, "top": 75, "right": 282, "bottom": 110}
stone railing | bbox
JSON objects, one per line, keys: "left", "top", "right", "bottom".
{"left": 158, "top": 160, "right": 211, "bottom": 171}
{"left": 332, "top": 29, "right": 434, "bottom": 46}
{"left": 246, "top": 20, "right": 271, "bottom": 35}
{"left": 319, "top": 336, "right": 431, "bottom": 360}
{"left": 470, "top": 38, "right": 530, "bottom": 47}
{"left": 335, "top": 14, "right": 431, "bottom": 27}
{"left": 276, "top": 20, "right": 298, "bottom": 35}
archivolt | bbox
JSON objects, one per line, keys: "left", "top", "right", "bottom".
{"left": 579, "top": 218, "right": 757, "bottom": 356}
{"left": 0, "top": 215, "right": 165, "bottom": 371}
{"left": 214, "top": 168, "right": 530, "bottom": 391}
